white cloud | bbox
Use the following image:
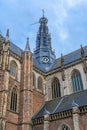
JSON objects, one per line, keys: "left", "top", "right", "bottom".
{"left": 0, "top": 0, "right": 87, "bottom": 57}
{"left": 59, "top": 28, "right": 69, "bottom": 41}
{"left": 53, "top": 4, "right": 68, "bottom": 25}
{"left": 65, "top": 0, "right": 87, "bottom": 7}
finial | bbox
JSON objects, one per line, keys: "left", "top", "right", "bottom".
{"left": 42, "top": 9, "right": 45, "bottom": 17}
{"left": 61, "top": 53, "right": 63, "bottom": 57}
{"left": 25, "top": 37, "right": 30, "bottom": 51}
{"left": 6, "top": 29, "right": 9, "bottom": 37}
{"left": 61, "top": 53, "right": 64, "bottom": 63}
{"left": 6, "top": 29, "right": 9, "bottom": 41}
{"left": 0, "top": 30, "right": 2, "bottom": 37}
{"left": 81, "top": 44, "right": 83, "bottom": 50}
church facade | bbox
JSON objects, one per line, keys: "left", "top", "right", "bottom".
{"left": 0, "top": 15, "right": 87, "bottom": 130}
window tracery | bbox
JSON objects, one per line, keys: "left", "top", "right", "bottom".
{"left": 10, "top": 61, "right": 18, "bottom": 78}
{"left": 10, "top": 87, "right": 17, "bottom": 112}
{"left": 71, "top": 69, "right": 83, "bottom": 92}
{"left": 52, "top": 77, "right": 61, "bottom": 99}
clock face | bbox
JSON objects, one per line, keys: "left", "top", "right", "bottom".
{"left": 42, "top": 57, "right": 49, "bottom": 63}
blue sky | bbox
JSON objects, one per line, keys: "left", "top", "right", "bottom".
{"left": 0, "top": 0, "right": 87, "bottom": 58}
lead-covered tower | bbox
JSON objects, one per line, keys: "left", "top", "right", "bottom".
{"left": 33, "top": 14, "right": 56, "bottom": 71}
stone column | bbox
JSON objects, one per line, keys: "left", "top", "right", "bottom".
{"left": 72, "top": 106, "right": 80, "bottom": 130}
{"left": 44, "top": 114, "right": 49, "bottom": 130}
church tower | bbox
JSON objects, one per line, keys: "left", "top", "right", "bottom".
{"left": 33, "top": 13, "right": 56, "bottom": 71}
{"left": 19, "top": 38, "right": 33, "bottom": 130}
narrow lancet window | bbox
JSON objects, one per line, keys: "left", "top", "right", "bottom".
{"left": 10, "top": 87, "right": 17, "bottom": 112}
{"left": 52, "top": 77, "right": 61, "bottom": 99}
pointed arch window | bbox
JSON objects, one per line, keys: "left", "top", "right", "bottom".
{"left": 71, "top": 70, "right": 83, "bottom": 92}
{"left": 33, "top": 72, "right": 36, "bottom": 88}
{"left": 10, "top": 61, "right": 18, "bottom": 78}
{"left": 38, "top": 76, "right": 43, "bottom": 91}
{"left": 52, "top": 77, "right": 61, "bottom": 99}
{"left": 61, "top": 124, "right": 70, "bottom": 130}
{"left": 10, "top": 87, "right": 17, "bottom": 112}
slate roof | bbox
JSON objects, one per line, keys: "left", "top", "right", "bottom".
{"left": 0, "top": 34, "right": 87, "bottom": 73}
{"left": 32, "top": 45, "right": 87, "bottom": 73}
{"left": 51, "top": 46, "right": 87, "bottom": 71}
{"left": 32, "top": 90, "right": 87, "bottom": 119}
{"left": 5, "top": 43, "right": 87, "bottom": 72}
{"left": 10, "top": 42, "right": 23, "bottom": 57}
{"left": 0, "top": 34, "right": 23, "bottom": 57}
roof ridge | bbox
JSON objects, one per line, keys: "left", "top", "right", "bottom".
{"left": 45, "top": 89, "right": 87, "bottom": 104}
{"left": 56, "top": 45, "right": 87, "bottom": 60}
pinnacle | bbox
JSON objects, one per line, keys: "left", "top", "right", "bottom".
{"left": 25, "top": 37, "right": 30, "bottom": 51}
{"left": 6, "top": 29, "right": 9, "bottom": 41}
{"left": 6, "top": 29, "right": 9, "bottom": 37}
{"left": 81, "top": 44, "right": 84, "bottom": 54}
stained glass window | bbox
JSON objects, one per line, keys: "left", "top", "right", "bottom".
{"left": 72, "top": 70, "right": 83, "bottom": 92}
{"left": 52, "top": 77, "right": 61, "bottom": 99}
{"left": 10, "top": 61, "right": 17, "bottom": 78}
{"left": 10, "top": 87, "right": 17, "bottom": 112}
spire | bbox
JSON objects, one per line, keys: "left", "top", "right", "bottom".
{"left": 42, "top": 9, "right": 45, "bottom": 17}
{"left": 36, "top": 14, "right": 50, "bottom": 49}
{"left": 33, "top": 15, "right": 56, "bottom": 71}
{"left": 25, "top": 37, "right": 30, "bottom": 51}
{"left": 6, "top": 29, "right": 9, "bottom": 42}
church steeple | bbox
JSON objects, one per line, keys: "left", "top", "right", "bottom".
{"left": 36, "top": 14, "right": 51, "bottom": 50}
{"left": 33, "top": 14, "right": 56, "bottom": 71}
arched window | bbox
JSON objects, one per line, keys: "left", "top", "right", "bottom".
{"left": 33, "top": 72, "right": 36, "bottom": 88}
{"left": 10, "top": 87, "right": 17, "bottom": 112}
{"left": 71, "top": 69, "right": 83, "bottom": 92}
{"left": 10, "top": 61, "right": 18, "bottom": 78}
{"left": 38, "top": 76, "right": 43, "bottom": 91}
{"left": 52, "top": 77, "right": 61, "bottom": 99}
{"left": 61, "top": 124, "right": 70, "bottom": 130}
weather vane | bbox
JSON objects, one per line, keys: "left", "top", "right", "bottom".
{"left": 42, "top": 9, "right": 45, "bottom": 17}
{"left": 30, "top": 9, "right": 45, "bottom": 25}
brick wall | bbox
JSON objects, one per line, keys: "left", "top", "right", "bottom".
{"left": 33, "top": 124, "right": 44, "bottom": 130}
{"left": 33, "top": 89, "right": 44, "bottom": 115}
{"left": 6, "top": 122, "right": 18, "bottom": 130}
